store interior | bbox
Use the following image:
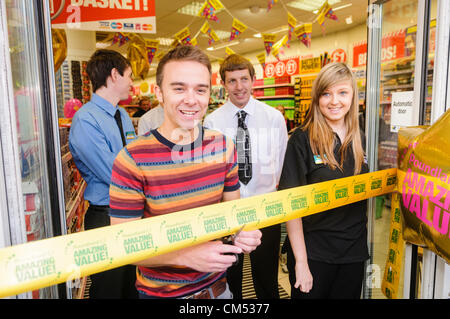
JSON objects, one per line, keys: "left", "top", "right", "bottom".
{"left": 6, "top": 0, "right": 440, "bottom": 298}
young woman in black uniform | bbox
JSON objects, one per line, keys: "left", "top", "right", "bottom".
{"left": 278, "top": 62, "right": 369, "bottom": 299}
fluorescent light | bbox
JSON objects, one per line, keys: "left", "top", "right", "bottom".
{"left": 96, "top": 42, "right": 111, "bottom": 49}
{"left": 253, "top": 33, "right": 262, "bottom": 38}
{"left": 157, "top": 37, "right": 173, "bottom": 46}
{"left": 177, "top": 1, "right": 223, "bottom": 16}
{"left": 287, "top": 0, "right": 341, "bottom": 12}
{"left": 210, "top": 40, "right": 240, "bottom": 51}
{"left": 334, "top": 3, "right": 352, "bottom": 11}
{"left": 214, "top": 30, "right": 232, "bottom": 40}
{"left": 345, "top": 15, "right": 353, "bottom": 24}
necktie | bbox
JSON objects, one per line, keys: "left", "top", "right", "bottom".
{"left": 236, "top": 110, "right": 252, "bottom": 185}
{"left": 114, "top": 109, "right": 126, "bottom": 147}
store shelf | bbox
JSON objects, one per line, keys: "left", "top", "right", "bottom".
{"left": 256, "top": 95, "right": 295, "bottom": 99}
{"left": 383, "top": 69, "right": 413, "bottom": 77}
{"left": 252, "top": 83, "right": 293, "bottom": 89}
{"left": 65, "top": 179, "right": 86, "bottom": 225}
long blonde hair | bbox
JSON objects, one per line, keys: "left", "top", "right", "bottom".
{"left": 303, "top": 62, "right": 365, "bottom": 174}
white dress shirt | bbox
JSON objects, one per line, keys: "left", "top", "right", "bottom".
{"left": 137, "top": 105, "right": 165, "bottom": 135}
{"left": 204, "top": 97, "right": 288, "bottom": 198}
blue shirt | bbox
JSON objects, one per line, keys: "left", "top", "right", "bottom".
{"left": 69, "top": 94, "right": 136, "bottom": 205}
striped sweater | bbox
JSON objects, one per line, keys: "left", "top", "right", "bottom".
{"left": 109, "top": 127, "right": 239, "bottom": 298}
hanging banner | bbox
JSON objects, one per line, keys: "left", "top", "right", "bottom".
{"left": 353, "top": 30, "right": 406, "bottom": 67}
{"left": 225, "top": 46, "right": 236, "bottom": 56}
{"left": 230, "top": 18, "right": 247, "bottom": 41}
{"left": 271, "top": 35, "right": 288, "bottom": 60}
{"left": 175, "top": 27, "right": 192, "bottom": 46}
{"left": 145, "top": 39, "right": 159, "bottom": 65}
{"left": 50, "top": 0, "right": 156, "bottom": 33}
{"left": 262, "top": 33, "right": 276, "bottom": 56}
{"left": 198, "top": 0, "right": 224, "bottom": 22}
{"left": 286, "top": 12, "right": 297, "bottom": 48}
{"left": 397, "top": 109, "right": 450, "bottom": 264}
{"left": 256, "top": 52, "right": 266, "bottom": 71}
{"left": 264, "top": 56, "right": 299, "bottom": 78}
{"left": 200, "top": 21, "right": 220, "bottom": 46}
{"left": 267, "top": 0, "right": 278, "bottom": 12}
{"left": 294, "top": 23, "right": 312, "bottom": 48}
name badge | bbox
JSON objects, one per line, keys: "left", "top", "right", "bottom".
{"left": 126, "top": 131, "right": 136, "bottom": 140}
{"left": 314, "top": 155, "right": 324, "bottom": 164}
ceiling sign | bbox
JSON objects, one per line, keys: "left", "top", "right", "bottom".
{"left": 50, "top": 0, "right": 156, "bottom": 33}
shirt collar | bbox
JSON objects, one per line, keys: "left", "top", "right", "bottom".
{"left": 226, "top": 96, "right": 256, "bottom": 118}
{"left": 91, "top": 93, "right": 119, "bottom": 117}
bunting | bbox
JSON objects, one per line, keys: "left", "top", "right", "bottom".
{"left": 267, "top": 0, "right": 278, "bottom": 12}
{"left": 262, "top": 33, "right": 276, "bottom": 56}
{"left": 198, "top": 0, "right": 224, "bottom": 22}
{"left": 225, "top": 46, "right": 236, "bottom": 56}
{"left": 112, "top": 32, "right": 130, "bottom": 46}
{"left": 294, "top": 23, "right": 312, "bottom": 48}
{"left": 175, "top": 27, "right": 192, "bottom": 45}
{"left": 317, "top": 1, "right": 338, "bottom": 31}
{"left": 256, "top": 52, "right": 266, "bottom": 71}
{"left": 230, "top": 18, "right": 248, "bottom": 41}
{"left": 200, "top": 21, "right": 220, "bottom": 46}
{"left": 93, "top": 0, "right": 343, "bottom": 74}
{"left": 287, "top": 12, "right": 297, "bottom": 48}
{"left": 272, "top": 35, "right": 288, "bottom": 60}
{"left": 145, "top": 39, "right": 159, "bottom": 65}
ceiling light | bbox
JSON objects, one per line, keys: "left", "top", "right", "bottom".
{"left": 96, "top": 42, "right": 111, "bottom": 49}
{"left": 345, "top": 15, "right": 353, "bottom": 24}
{"left": 210, "top": 40, "right": 240, "bottom": 51}
{"left": 214, "top": 30, "right": 232, "bottom": 40}
{"left": 206, "top": 47, "right": 214, "bottom": 51}
{"left": 177, "top": 1, "right": 223, "bottom": 16}
{"left": 157, "top": 37, "right": 173, "bottom": 46}
{"left": 333, "top": 3, "right": 352, "bottom": 11}
{"left": 253, "top": 33, "right": 262, "bottom": 38}
{"left": 287, "top": 0, "right": 341, "bottom": 12}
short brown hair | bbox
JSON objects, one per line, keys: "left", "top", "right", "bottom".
{"left": 86, "top": 49, "right": 131, "bottom": 92}
{"left": 219, "top": 54, "right": 255, "bottom": 82}
{"left": 156, "top": 45, "right": 211, "bottom": 88}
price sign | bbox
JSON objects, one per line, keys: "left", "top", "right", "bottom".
{"left": 264, "top": 57, "right": 299, "bottom": 78}
{"left": 331, "top": 49, "right": 347, "bottom": 63}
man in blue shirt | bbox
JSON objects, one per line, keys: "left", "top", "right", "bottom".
{"left": 69, "top": 49, "right": 137, "bottom": 298}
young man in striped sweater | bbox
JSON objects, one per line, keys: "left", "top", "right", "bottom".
{"left": 109, "top": 45, "right": 262, "bottom": 299}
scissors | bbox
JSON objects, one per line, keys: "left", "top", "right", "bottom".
{"left": 221, "top": 225, "right": 245, "bottom": 265}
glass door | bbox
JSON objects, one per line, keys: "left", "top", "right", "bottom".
{"left": 0, "top": 0, "right": 66, "bottom": 298}
{"left": 365, "top": 0, "right": 439, "bottom": 299}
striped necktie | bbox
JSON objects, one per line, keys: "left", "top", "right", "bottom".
{"left": 236, "top": 110, "right": 252, "bottom": 185}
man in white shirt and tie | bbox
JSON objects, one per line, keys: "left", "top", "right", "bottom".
{"left": 204, "top": 54, "right": 288, "bottom": 298}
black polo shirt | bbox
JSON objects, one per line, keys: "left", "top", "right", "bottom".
{"left": 279, "top": 128, "right": 369, "bottom": 264}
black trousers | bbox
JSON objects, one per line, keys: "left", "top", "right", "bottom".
{"left": 84, "top": 204, "right": 138, "bottom": 299}
{"left": 286, "top": 247, "right": 365, "bottom": 299}
{"left": 226, "top": 224, "right": 280, "bottom": 299}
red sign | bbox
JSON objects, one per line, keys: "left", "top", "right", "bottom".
{"left": 353, "top": 30, "right": 406, "bottom": 67}
{"left": 50, "top": 0, "right": 156, "bottom": 33}
{"left": 264, "top": 57, "right": 299, "bottom": 78}
{"left": 331, "top": 49, "right": 347, "bottom": 63}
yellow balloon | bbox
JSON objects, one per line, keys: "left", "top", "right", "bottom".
{"left": 140, "top": 82, "right": 149, "bottom": 93}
